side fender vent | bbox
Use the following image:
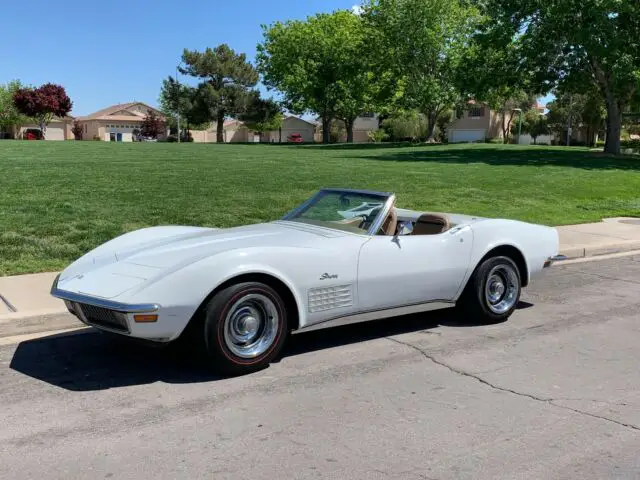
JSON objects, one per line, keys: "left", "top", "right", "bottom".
{"left": 308, "top": 285, "right": 354, "bottom": 313}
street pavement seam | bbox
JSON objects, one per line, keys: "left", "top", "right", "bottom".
{"left": 386, "top": 336, "right": 640, "bottom": 433}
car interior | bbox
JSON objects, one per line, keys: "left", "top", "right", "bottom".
{"left": 333, "top": 199, "right": 454, "bottom": 236}
{"left": 378, "top": 208, "right": 452, "bottom": 236}
{"left": 375, "top": 197, "right": 453, "bottom": 236}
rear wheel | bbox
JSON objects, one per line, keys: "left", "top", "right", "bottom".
{"left": 202, "top": 282, "right": 288, "bottom": 376}
{"left": 457, "top": 256, "right": 521, "bottom": 324}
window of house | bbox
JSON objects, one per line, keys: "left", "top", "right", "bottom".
{"left": 469, "top": 107, "right": 484, "bottom": 118}
{"left": 361, "top": 112, "right": 375, "bottom": 118}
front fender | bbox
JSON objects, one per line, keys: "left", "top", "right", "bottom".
{"left": 124, "top": 243, "right": 360, "bottom": 338}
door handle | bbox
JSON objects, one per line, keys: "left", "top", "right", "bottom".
{"left": 449, "top": 226, "right": 470, "bottom": 235}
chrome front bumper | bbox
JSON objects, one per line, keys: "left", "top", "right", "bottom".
{"left": 50, "top": 274, "right": 160, "bottom": 335}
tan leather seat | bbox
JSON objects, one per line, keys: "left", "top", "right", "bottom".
{"left": 412, "top": 213, "right": 450, "bottom": 235}
{"left": 379, "top": 208, "right": 398, "bottom": 236}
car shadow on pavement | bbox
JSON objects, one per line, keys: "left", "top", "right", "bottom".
{"left": 9, "top": 301, "right": 532, "bottom": 392}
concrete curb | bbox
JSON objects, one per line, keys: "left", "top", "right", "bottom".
{"left": 560, "top": 241, "right": 640, "bottom": 260}
{"left": 0, "top": 311, "right": 80, "bottom": 339}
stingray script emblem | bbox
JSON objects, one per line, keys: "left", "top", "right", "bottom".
{"left": 319, "top": 273, "right": 338, "bottom": 280}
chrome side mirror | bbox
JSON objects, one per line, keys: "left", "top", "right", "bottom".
{"left": 396, "top": 220, "right": 413, "bottom": 236}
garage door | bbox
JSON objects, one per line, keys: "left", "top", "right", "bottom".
{"left": 44, "top": 124, "right": 65, "bottom": 141}
{"left": 451, "top": 129, "right": 485, "bottom": 143}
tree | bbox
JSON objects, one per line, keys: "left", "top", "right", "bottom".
{"left": 140, "top": 110, "right": 165, "bottom": 139}
{"left": 473, "top": 0, "right": 640, "bottom": 155}
{"left": 71, "top": 119, "right": 83, "bottom": 140}
{"left": 361, "top": 0, "right": 480, "bottom": 141}
{"left": 546, "top": 88, "right": 606, "bottom": 147}
{"left": 159, "top": 76, "right": 211, "bottom": 138}
{"left": 0, "top": 80, "right": 29, "bottom": 136}
{"left": 257, "top": 10, "right": 382, "bottom": 143}
{"left": 12, "top": 83, "right": 72, "bottom": 139}
{"left": 529, "top": 115, "right": 550, "bottom": 145}
{"left": 485, "top": 89, "right": 536, "bottom": 143}
{"left": 238, "top": 94, "right": 284, "bottom": 139}
{"left": 179, "top": 45, "right": 259, "bottom": 143}
{"left": 511, "top": 109, "right": 549, "bottom": 144}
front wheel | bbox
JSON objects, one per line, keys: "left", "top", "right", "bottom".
{"left": 457, "top": 256, "right": 521, "bottom": 324}
{"left": 203, "top": 282, "right": 289, "bottom": 376}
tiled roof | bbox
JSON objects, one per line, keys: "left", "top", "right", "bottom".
{"left": 77, "top": 102, "right": 163, "bottom": 121}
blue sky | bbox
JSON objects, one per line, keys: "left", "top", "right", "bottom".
{"left": 2, "top": 0, "right": 357, "bottom": 116}
{"left": 2, "top": 0, "right": 552, "bottom": 116}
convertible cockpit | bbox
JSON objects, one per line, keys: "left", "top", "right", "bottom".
{"left": 282, "top": 188, "right": 455, "bottom": 237}
{"left": 377, "top": 207, "right": 452, "bottom": 237}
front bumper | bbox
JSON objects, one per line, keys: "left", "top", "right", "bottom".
{"left": 50, "top": 274, "right": 160, "bottom": 336}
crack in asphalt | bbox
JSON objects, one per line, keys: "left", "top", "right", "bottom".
{"left": 387, "top": 337, "right": 640, "bottom": 433}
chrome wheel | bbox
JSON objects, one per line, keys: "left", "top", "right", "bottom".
{"left": 223, "top": 293, "right": 279, "bottom": 359}
{"left": 485, "top": 264, "right": 519, "bottom": 314}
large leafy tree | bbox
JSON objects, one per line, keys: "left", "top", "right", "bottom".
{"left": 473, "top": 0, "right": 640, "bottom": 155}
{"left": 12, "top": 83, "right": 72, "bottom": 139}
{"left": 179, "top": 45, "right": 259, "bottom": 143}
{"left": 257, "top": 10, "right": 382, "bottom": 143}
{"left": 361, "top": 0, "right": 480, "bottom": 141}
{"left": 238, "top": 94, "right": 284, "bottom": 138}
{"left": 457, "top": 35, "right": 540, "bottom": 143}
{"left": 0, "top": 80, "right": 29, "bottom": 136}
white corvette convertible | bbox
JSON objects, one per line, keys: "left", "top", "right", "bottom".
{"left": 51, "top": 188, "right": 562, "bottom": 375}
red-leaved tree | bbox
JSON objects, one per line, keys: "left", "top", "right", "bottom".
{"left": 140, "top": 110, "right": 165, "bottom": 139}
{"left": 12, "top": 83, "right": 72, "bottom": 140}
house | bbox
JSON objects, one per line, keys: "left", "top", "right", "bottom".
{"left": 13, "top": 115, "right": 75, "bottom": 140}
{"left": 261, "top": 116, "right": 317, "bottom": 143}
{"left": 448, "top": 100, "right": 557, "bottom": 144}
{"left": 76, "top": 102, "right": 167, "bottom": 142}
{"left": 313, "top": 112, "right": 381, "bottom": 143}
{"left": 352, "top": 112, "right": 380, "bottom": 142}
{"left": 187, "top": 119, "right": 257, "bottom": 143}
{"left": 188, "top": 115, "right": 317, "bottom": 143}
{"left": 447, "top": 102, "right": 512, "bottom": 143}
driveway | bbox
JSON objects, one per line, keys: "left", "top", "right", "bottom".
{"left": 1, "top": 255, "right": 639, "bottom": 479}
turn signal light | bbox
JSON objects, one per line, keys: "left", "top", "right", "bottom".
{"left": 133, "top": 314, "right": 158, "bottom": 323}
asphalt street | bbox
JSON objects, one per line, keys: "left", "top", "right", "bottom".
{"left": 1, "top": 255, "right": 639, "bottom": 479}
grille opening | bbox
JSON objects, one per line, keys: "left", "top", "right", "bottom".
{"left": 76, "top": 303, "right": 130, "bottom": 333}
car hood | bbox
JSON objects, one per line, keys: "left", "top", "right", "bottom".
{"left": 57, "top": 221, "right": 347, "bottom": 299}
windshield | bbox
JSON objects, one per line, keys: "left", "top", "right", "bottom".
{"left": 282, "top": 189, "right": 391, "bottom": 234}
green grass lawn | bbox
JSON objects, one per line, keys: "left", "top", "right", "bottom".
{"left": 1, "top": 140, "right": 640, "bottom": 276}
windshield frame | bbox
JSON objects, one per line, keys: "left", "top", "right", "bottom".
{"left": 281, "top": 188, "right": 396, "bottom": 236}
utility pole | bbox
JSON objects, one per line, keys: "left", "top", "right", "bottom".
{"left": 176, "top": 65, "right": 181, "bottom": 144}
{"left": 567, "top": 94, "right": 573, "bottom": 147}
{"left": 513, "top": 108, "right": 523, "bottom": 144}
{"left": 518, "top": 110, "right": 523, "bottom": 145}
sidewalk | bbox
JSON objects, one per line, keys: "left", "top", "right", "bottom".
{"left": 1, "top": 217, "right": 640, "bottom": 327}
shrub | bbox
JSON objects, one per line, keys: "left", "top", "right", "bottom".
{"left": 381, "top": 112, "right": 428, "bottom": 141}
{"left": 621, "top": 139, "right": 640, "bottom": 149}
{"left": 367, "top": 129, "right": 388, "bottom": 143}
